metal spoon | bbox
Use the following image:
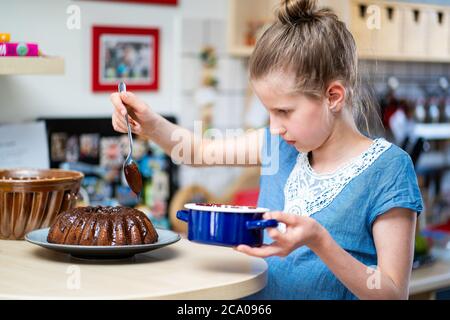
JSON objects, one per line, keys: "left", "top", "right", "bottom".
{"left": 118, "top": 81, "right": 143, "bottom": 197}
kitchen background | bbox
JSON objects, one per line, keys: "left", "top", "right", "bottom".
{"left": 1, "top": 0, "right": 450, "bottom": 299}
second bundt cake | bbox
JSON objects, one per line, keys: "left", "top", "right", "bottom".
{"left": 47, "top": 206, "right": 158, "bottom": 246}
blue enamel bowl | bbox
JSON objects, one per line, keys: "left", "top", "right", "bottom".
{"left": 176, "top": 203, "right": 278, "bottom": 247}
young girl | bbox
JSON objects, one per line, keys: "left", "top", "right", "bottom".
{"left": 110, "top": 0, "right": 423, "bottom": 300}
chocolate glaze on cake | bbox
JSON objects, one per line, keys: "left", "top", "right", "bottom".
{"left": 47, "top": 206, "right": 158, "bottom": 246}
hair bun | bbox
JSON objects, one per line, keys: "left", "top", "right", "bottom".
{"left": 278, "top": 0, "right": 318, "bottom": 25}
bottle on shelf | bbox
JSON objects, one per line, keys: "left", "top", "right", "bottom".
{"left": 428, "top": 97, "right": 440, "bottom": 123}
{"left": 445, "top": 97, "right": 450, "bottom": 123}
{"left": 414, "top": 98, "right": 426, "bottom": 123}
{"left": 438, "top": 97, "right": 447, "bottom": 123}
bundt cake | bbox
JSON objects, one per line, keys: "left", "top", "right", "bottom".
{"left": 47, "top": 206, "right": 158, "bottom": 246}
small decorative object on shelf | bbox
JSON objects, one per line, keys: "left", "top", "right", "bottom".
{"left": 0, "top": 33, "right": 10, "bottom": 42}
{"left": 429, "top": 97, "right": 440, "bottom": 124}
{"left": 195, "top": 46, "right": 219, "bottom": 136}
{"left": 199, "top": 46, "right": 218, "bottom": 87}
{"left": 245, "top": 20, "right": 270, "bottom": 47}
{"left": 245, "top": 21, "right": 259, "bottom": 47}
{"left": 445, "top": 98, "right": 450, "bottom": 122}
{"left": 0, "top": 33, "right": 40, "bottom": 57}
{"left": 0, "top": 42, "right": 39, "bottom": 57}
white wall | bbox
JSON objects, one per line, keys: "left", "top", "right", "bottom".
{"left": 0, "top": 0, "right": 228, "bottom": 122}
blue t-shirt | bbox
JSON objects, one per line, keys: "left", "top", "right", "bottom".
{"left": 249, "top": 127, "right": 423, "bottom": 300}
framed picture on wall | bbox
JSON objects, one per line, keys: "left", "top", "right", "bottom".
{"left": 92, "top": 26, "right": 159, "bottom": 92}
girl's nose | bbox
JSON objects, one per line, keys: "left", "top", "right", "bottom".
{"left": 270, "top": 127, "right": 286, "bottom": 135}
{"left": 269, "top": 125, "right": 286, "bottom": 135}
{"left": 269, "top": 114, "right": 286, "bottom": 135}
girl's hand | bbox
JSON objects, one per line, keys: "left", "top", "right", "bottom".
{"left": 110, "top": 91, "right": 159, "bottom": 139}
{"left": 235, "top": 211, "right": 326, "bottom": 258}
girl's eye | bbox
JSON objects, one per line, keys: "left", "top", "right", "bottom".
{"left": 277, "top": 109, "right": 289, "bottom": 115}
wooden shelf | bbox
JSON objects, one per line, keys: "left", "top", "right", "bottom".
{"left": 227, "top": 0, "right": 278, "bottom": 57}
{"left": 0, "top": 57, "right": 64, "bottom": 75}
{"left": 228, "top": 45, "right": 255, "bottom": 57}
{"left": 228, "top": 0, "right": 450, "bottom": 63}
{"left": 349, "top": 0, "right": 450, "bottom": 63}
{"left": 227, "top": 0, "right": 347, "bottom": 58}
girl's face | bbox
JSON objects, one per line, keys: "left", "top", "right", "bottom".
{"left": 252, "top": 73, "right": 335, "bottom": 153}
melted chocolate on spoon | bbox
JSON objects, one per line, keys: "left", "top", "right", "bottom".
{"left": 124, "top": 162, "right": 143, "bottom": 195}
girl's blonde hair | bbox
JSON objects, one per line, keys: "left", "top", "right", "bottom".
{"left": 249, "top": 0, "right": 381, "bottom": 136}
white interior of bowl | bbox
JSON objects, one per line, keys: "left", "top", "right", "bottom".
{"left": 184, "top": 203, "right": 269, "bottom": 213}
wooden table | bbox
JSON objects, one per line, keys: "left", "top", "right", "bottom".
{"left": 410, "top": 258, "right": 450, "bottom": 299}
{"left": 4, "top": 236, "right": 448, "bottom": 300}
{"left": 0, "top": 238, "right": 267, "bottom": 300}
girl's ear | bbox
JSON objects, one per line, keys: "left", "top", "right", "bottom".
{"left": 326, "top": 81, "right": 346, "bottom": 113}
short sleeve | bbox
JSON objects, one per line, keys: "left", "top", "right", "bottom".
{"left": 367, "top": 152, "right": 423, "bottom": 228}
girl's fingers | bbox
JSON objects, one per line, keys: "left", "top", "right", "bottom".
{"left": 110, "top": 93, "right": 128, "bottom": 116}
{"left": 129, "top": 117, "right": 138, "bottom": 127}
{"left": 263, "top": 211, "right": 282, "bottom": 220}
{"left": 264, "top": 211, "right": 299, "bottom": 226}
{"left": 267, "top": 227, "right": 283, "bottom": 240}
{"left": 263, "top": 212, "right": 272, "bottom": 219}
{"left": 112, "top": 114, "right": 127, "bottom": 133}
{"left": 113, "top": 112, "right": 126, "bottom": 128}
{"left": 235, "top": 244, "right": 280, "bottom": 258}
{"left": 126, "top": 116, "right": 141, "bottom": 134}
{"left": 113, "top": 113, "right": 142, "bottom": 136}
{"left": 131, "top": 121, "right": 141, "bottom": 132}
{"left": 120, "top": 91, "right": 148, "bottom": 114}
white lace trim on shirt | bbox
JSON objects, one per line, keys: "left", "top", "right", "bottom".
{"left": 283, "top": 138, "right": 392, "bottom": 217}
